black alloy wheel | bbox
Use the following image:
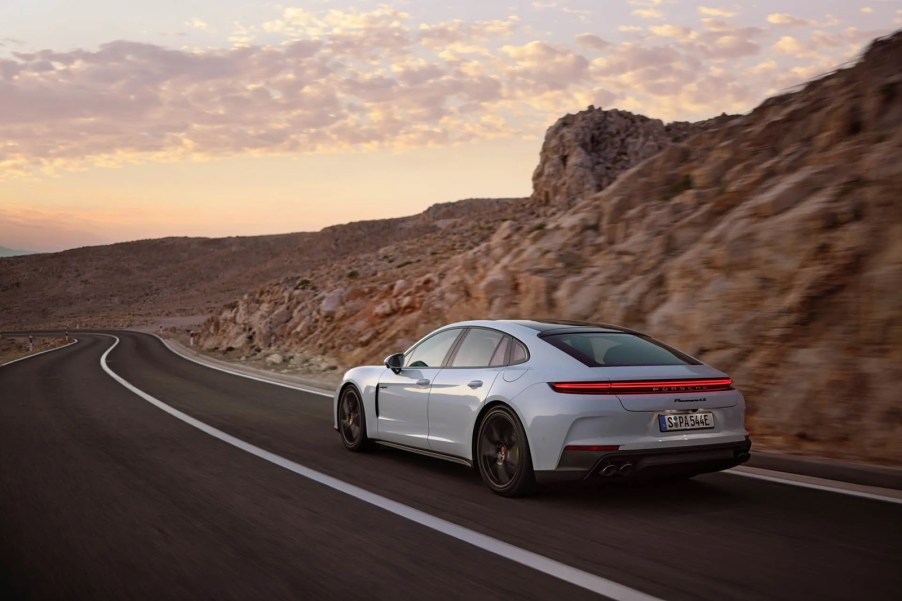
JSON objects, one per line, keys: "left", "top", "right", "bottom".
{"left": 476, "top": 406, "right": 536, "bottom": 497}
{"left": 338, "top": 385, "right": 370, "bottom": 451}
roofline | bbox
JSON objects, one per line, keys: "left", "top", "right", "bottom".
{"left": 497, "top": 319, "right": 644, "bottom": 335}
{"left": 434, "top": 319, "right": 645, "bottom": 336}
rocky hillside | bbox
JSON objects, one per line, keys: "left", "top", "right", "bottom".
{"left": 0, "top": 198, "right": 521, "bottom": 329}
{"left": 199, "top": 32, "right": 902, "bottom": 464}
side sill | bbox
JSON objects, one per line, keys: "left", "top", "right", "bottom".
{"left": 374, "top": 440, "right": 473, "bottom": 468}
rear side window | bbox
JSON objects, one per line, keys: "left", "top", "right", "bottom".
{"left": 446, "top": 330, "right": 531, "bottom": 368}
{"left": 450, "top": 328, "right": 506, "bottom": 368}
{"left": 489, "top": 336, "right": 510, "bottom": 367}
{"left": 510, "top": 339, "right": 529, "bottom": 364}
{"left": 542, "top": 332, "right": 698, "bottom": 367}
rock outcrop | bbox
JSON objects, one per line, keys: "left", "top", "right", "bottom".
{"left": 531, "top": 107, "right": 736, "bottom": 209}
{"left": 199, "top": 32, "right": 902, "bottom": 464}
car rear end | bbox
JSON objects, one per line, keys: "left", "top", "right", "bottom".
{"left": 527, "top": 327, "right": 751, "bottom": 482}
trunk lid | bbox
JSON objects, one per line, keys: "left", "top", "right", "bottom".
{"left": 600, "top": 365, "right": 739, "bottom": 412}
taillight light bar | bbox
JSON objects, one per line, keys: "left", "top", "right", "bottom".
{"left": 549, "top": 378, "right": 733, "bottom": 395}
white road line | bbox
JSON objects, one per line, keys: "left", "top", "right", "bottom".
{"left": 0, "top": 338, "right": 78, "bottom": 367}
{"left": 725, "top": 467, "right": 902, "bottom": 505}
{"left": 150, "top": 333, "right": 333, "bottom": 398}
{"left": 99, "top": 334, "right": 663, "bottom": 601}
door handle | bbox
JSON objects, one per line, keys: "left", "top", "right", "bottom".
{"left": 416, "top": 378, "right": 431, "bottom": 387}
{"left": 467, "top": 380, "right": 483, "bottom": 389}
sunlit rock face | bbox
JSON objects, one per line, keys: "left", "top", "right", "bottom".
{"left": 201, "top": 32, "right": 902, "bottom": 464}
{"left": 530, "top": 107, "right": 736, "bottom": 210}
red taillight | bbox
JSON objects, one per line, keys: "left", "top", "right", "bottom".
{"left": 550, "top": 382, "right": 615, "bottom": 393}
{"left": 563, "top": 445, "right": 620, "bottom": 452}
{"left": 549, "top": 378, "right": 733, "bottom": 395}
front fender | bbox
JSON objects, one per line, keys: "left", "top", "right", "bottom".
{"left": 333, "top": 366, "right": 385, "bottom": 435}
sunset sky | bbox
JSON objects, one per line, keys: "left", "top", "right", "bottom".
{"left": 1, "top": 1, "right": 898, "bottom": 252}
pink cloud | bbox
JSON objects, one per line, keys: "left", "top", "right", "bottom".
{"left": 0, "top": 6, "right": 894, "bottom": 176}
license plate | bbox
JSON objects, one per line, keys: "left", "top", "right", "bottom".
{"left": 658, "top": 412, "right": 714, "bottom": 432}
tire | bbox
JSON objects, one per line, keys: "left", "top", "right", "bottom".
{"left": 476, "top": 406, "right": 536, "bottom": 497}
{"left": 337, "top": 385, "right": 371, "bottom": 452}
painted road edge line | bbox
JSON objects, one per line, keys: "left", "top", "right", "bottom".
{"left": 0, "top": 338, "right": 78, "bottom": 367}
{"left": 149, "top": 333, "right": 333, "bottom": 398}
{"left": 724, "top": 467, "right": 902, "bottom": 505}
{"left": 99, "top": 334, "right": 663, "bottom": 601}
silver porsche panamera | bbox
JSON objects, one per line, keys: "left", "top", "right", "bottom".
{"left": 333, "top": 320, "right": 751, "bottom": 496}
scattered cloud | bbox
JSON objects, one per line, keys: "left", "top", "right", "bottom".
{"left": 699, "top": 18, "right": 737, "bottom": 32}
{"left": 575, "top": 33, "right": 610, "bottom": 50}
{"left": 228, "top": 22, "right": 255, "bottom": 47}
{"left": 748, "top": 59, "right": 777, "bottom": 74}
{"left": 632, "top": 9, "right": 664, "bottom": 20}
{"left": 698, "top": 6, "right": 737, "bottom": 18}
{"left": 767, "top": 13, "right": 809, "bottom": 27}
{"left": 0, "top": 5, "right": 893, "bottom": 176}
{"left": 773, "top": 35, "right": 806, "bottom": 55}
{"left": 186, "top": 18, "right": 210, "bottom": 31}
{"left": 861, "top": 7, "right": 873, "bottom": 14}
{"left": 649, "top": 24, "right": 698, "bottom": 41}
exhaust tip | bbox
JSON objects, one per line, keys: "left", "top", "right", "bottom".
{"left": 600, "top": 464, "right": 617, "bottom": 477}
{"left": 736, "top": 451, "right": 750, "bottom": 463}
{"left": 618, "top": 462, "right": 634, "bottom": 476}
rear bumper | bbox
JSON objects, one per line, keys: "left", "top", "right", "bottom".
{"left": 535, "top": 437, "right": 752, "bottom": 484}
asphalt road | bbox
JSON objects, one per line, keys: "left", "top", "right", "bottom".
{"left": 1, "top": 332, "right": 899, "bottom": 601}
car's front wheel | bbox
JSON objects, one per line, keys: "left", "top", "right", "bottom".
{"left": 476, "top": 406, "right": 536, "bottom": 497}
{"left": 338, "top": 385, "right": 370, "bottom": 452}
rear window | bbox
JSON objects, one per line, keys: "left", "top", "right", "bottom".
{"left": 541, "top": 332, "right": 698, "bottom": 367}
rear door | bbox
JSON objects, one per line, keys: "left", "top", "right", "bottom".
{"left": 427, "top": 328, "right": 508, "bottom": 458}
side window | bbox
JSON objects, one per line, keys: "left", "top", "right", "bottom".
{"left": 405, "top": 329, "right": 461, "bottom": 368}
{"left": 510, "top": 339, "right": 529, "bottom": 364}
{"left": 489, "top": 336, "right": 511, "bottom": 367}
{"left": 449, "top": 328, "right": 506, "bottom": 368}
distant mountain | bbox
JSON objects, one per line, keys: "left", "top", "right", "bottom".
{"left": 0, "top": 246, "right": 40, "bottom": 258}
{"left": 0, "top": 197, "right": 523, "bottom": 330}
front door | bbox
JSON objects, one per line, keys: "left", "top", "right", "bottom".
{"left": 376, "top": 367, "right": 433, "bottom": 447}
{"left": 374, "top": 327, "right": 463, "bottom": 448}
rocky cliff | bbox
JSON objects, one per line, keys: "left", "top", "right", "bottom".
{"left": 531, "top": 108, "right": 736, "bottom": 209}
{"left": 200, "top": 32, "right": 902, "bottom": 464}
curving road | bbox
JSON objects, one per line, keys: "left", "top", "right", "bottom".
{"left": 1, "top": 332, "right": 899, "bottom": 600}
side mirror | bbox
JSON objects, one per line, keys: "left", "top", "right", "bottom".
{"left": 384, "top": 352, "right": 405, "bottom": 374}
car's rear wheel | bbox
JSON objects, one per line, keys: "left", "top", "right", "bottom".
{"left": 338, "top": 385, "right": 370, "bottom": 451}
{"left": 476, "top": 406, "right": 536, "bottom": 497}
